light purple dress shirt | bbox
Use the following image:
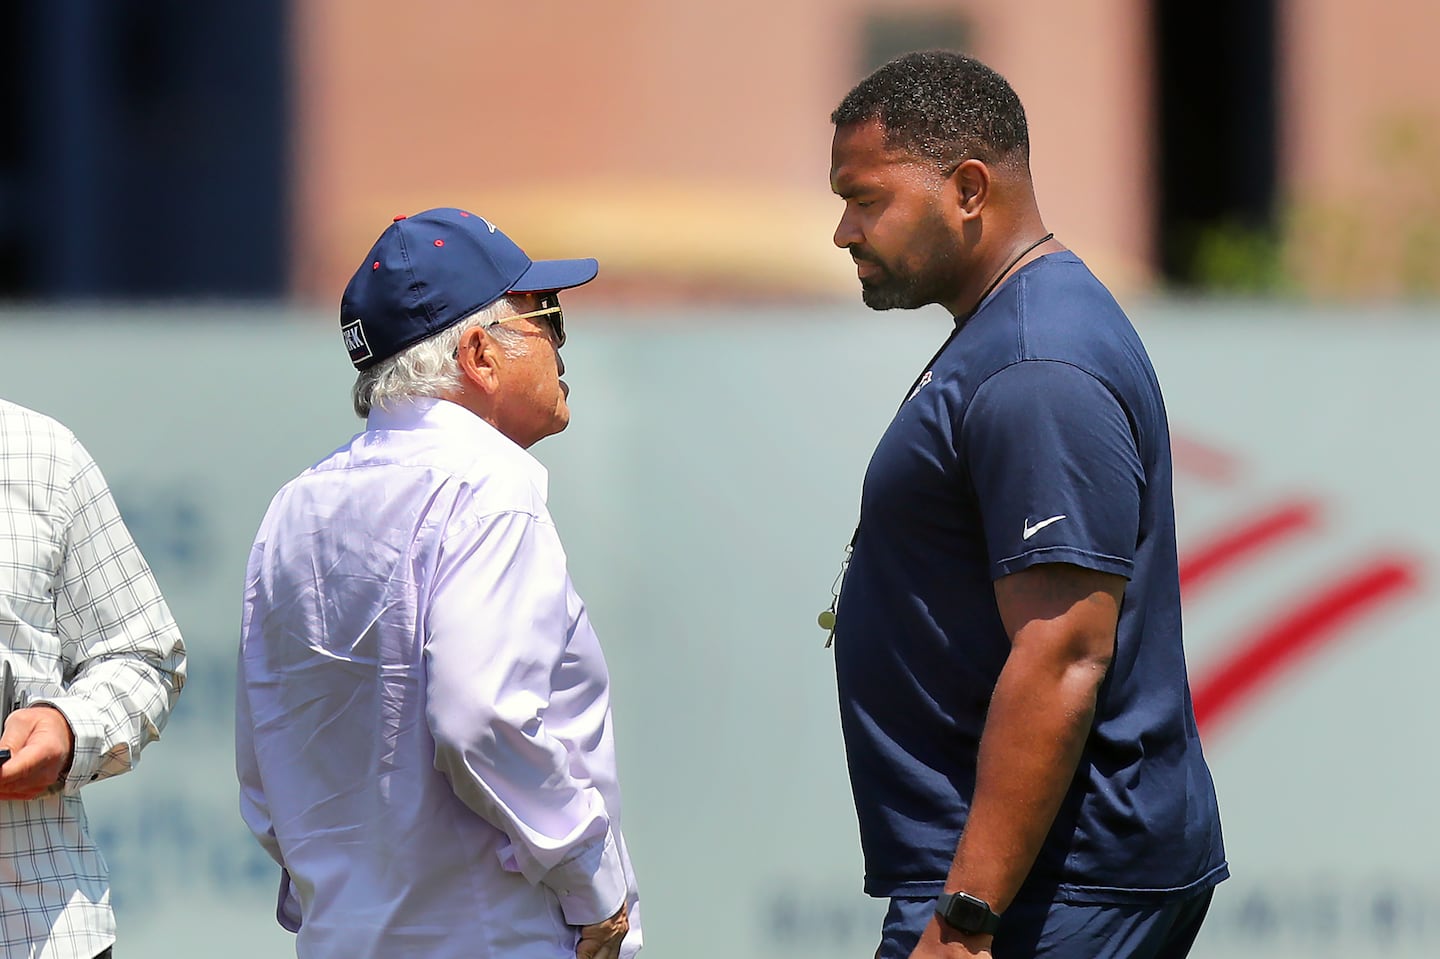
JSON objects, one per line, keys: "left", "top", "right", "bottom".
{"left": 236, "top": 397, "right": 641, "bottom": 958}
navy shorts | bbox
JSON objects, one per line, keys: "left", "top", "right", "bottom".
{"left": 876, "top": 889, "right": 1214, "bottom": 959}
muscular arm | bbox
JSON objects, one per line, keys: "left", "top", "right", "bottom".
{"left": 911, "top": 562, "right": 1123, "bottom": 958}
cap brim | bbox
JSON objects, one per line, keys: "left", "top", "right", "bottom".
{"left": 509, "top": 257, "right": 599, "bottom": 294}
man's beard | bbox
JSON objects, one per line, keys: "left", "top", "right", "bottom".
{"left": 857, "top": 252, "right": 950, "bottom": 311}
{"left": 854, "top": 210, "right": 955, "bottom": 311}
{"left": 859, "top": 267, "right": 931, "bottom": 310}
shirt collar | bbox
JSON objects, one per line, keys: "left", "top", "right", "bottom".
{"left": 365, "top": 396, "right": 549, "bottom": 499}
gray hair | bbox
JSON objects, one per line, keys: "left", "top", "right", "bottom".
{"left": 351, "top": 295, "right": 528, "bottom": 418}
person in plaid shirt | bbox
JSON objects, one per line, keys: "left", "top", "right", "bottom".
{"left": 0, "top": 398, "right": 187, "bottom": 959}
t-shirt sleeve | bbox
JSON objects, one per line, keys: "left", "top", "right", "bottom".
{"left": 960, "top": 360, "right": 1141, "bottom": 581}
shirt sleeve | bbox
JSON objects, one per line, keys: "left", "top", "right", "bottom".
{"left": 37, "top": 436, "right": 187, "bottom": 792}
{"left": 961, "top": 360, "right": 1142, "bottom": 581}
{"left": 424, "top": 507, "right": 627, "bottom": 926}
{"left": 234, "top": 638, "right": 280, "bottom": 854}
{"left": 235, "top": 642, "right": 300, "bottom": 933}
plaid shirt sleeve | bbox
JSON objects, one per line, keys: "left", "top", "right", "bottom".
{"left": 35, "top": 434, "right": 186, "bottom": 792}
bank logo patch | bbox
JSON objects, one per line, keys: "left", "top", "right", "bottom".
{"left": 342, "top": 318, "right": 372, "bottom": 363}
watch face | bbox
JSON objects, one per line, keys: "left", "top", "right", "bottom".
{"left": 937, "top": 892, "right": 1000, "bottom": 936}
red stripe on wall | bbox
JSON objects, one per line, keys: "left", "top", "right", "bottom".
{"left": 1171, "top": 435, "right": 1241, "bottom": 484}
{"left": 1192, "top": 559, "right": 1421, "bottom": 735}
{"left": 1179, "top": 501, "right": 1321, "bottom": 596}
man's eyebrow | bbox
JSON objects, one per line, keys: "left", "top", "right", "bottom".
{"left": 830, "top": 173, "right": 870, "bottom": 197}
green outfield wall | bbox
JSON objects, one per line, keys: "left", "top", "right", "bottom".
{"left": 2, "top": 300, "right": 1437, "bottom": 957}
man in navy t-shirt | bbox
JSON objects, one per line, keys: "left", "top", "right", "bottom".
{"left": 826, "top": 52, "right": 1227, "bottom": 959}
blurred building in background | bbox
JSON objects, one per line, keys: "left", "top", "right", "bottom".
{"left": 1, "top": 0, "right": 1437, "bottom": 304}
{"left": 2, "top": 6, "right": 1439, "bottom": 957}
{"left": 0, "top": 1, "right": 289, "bottom": 299}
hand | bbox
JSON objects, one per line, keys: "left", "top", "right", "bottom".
{"left": 576, "top": 903, "right": 628, "bottom": 959}
{"left": 0, "top": 705, "right": 75, "bottom": 800}
{"left": 907, "top": 918, "right": 993, "bottom": 959}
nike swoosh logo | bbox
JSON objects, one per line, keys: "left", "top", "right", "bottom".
{"left": 1022, "top": 515, "right": 1067, "bottom": 540}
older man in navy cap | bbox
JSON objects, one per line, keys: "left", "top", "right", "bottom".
{"left": 236, "top": 208, "right": 641, "bottom": 959}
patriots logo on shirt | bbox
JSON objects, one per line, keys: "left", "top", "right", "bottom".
{"left": 907, "top": 370, "right": 933, "bottom": 402}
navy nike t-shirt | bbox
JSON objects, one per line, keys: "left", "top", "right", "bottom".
{"left": 833, "top": 251, "right": 1227, "bottom": 905}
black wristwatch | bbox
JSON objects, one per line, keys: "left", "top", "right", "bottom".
{"left": 934, "top": 891, "right": 1002, "bottom": 936}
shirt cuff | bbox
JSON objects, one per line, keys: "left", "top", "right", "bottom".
{"left": 545, "top": 829, "right": 629, "bottom": 927}
{"left": 27, "top": 695, "right": 109, "bottom": 793}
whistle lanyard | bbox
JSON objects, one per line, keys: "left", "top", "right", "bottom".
{"left": 818, "top": 234, "right": 1054, "bottom": 647}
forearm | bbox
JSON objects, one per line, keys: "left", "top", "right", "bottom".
{"left": 429, "top": 628, "right": 628, "bottom": 921}
{"left": 946, "top": 647, "right": 1106, "bottom": 912}
{"left": 432, "top": 716, "right": 628, "bottom": 924}
{"left": 53, "top": 445, "right": 187, "bottom": 789}
{"left": 428, "top": 511, "right": 627, "bottom": 923}
{"left": 38, "top": 649, "right": 184, "bottom": 790}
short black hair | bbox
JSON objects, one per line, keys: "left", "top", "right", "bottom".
{"left": 831, "top": 50, "right": 1030, "bottom": 171}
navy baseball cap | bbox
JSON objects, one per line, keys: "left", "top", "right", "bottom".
{"left": 339, "top": 207, "right": 599, "bottom": 370}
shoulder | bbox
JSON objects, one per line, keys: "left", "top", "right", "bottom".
{"left": 0, "top": 398, "right": 76, "bottom": 445}
{"left": 1004, "top": 254, "right": 1136, "bottom": 357}
{"left": 962, "top": 359, "right": 1131, "bottom": 447}
{"left": 0, "top": 399, "right": 89, "bottom": 488}
{"left": 970, "top": 254, "right": 1160, "bottom": 402}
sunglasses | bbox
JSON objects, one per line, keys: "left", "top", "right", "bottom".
{"left": 486, "top": 292, "right": 565, "bottom": 348}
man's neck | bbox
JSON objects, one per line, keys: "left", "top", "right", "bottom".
{"left": 948, "top": 229, "right": 1055, "bottom": 320}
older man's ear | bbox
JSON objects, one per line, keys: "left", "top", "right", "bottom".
{"left": 454, "top": 325, "right": 503, "bottom": 399}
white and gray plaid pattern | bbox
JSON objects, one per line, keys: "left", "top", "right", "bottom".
{"left": 0, "top": 399, "right": 186, "bottom": 959}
